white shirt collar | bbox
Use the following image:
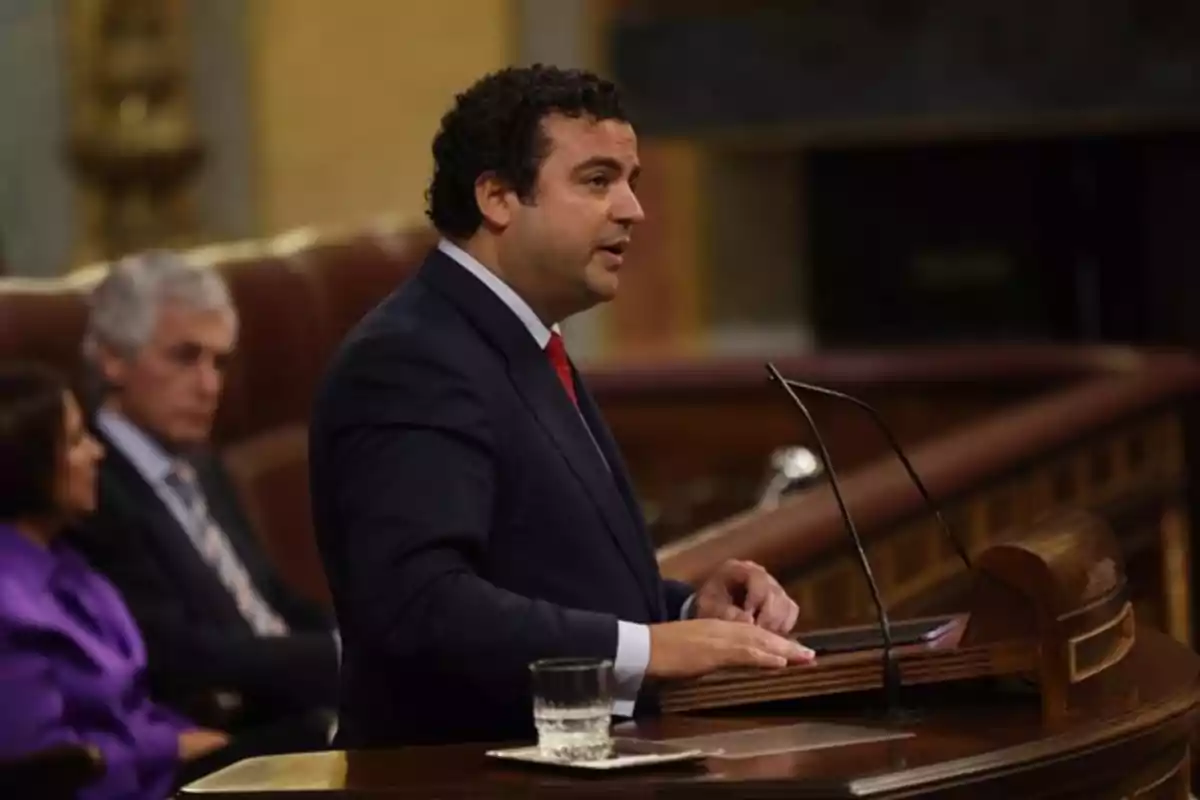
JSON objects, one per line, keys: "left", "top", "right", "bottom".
{"left": 95, "top": 407, "right": 175, "bottom": 485}
{"left": 436, "top": 238, "right": 559, "bottom": 349}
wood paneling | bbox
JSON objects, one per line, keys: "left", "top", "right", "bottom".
{"left": 655, "top": 354, "right": 1200, "bottom": 653}
{"left": 603, "top": 138, "right": 705, "bottom": 355}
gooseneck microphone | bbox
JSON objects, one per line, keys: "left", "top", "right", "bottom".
{"left": 765, "top": 363, "right": 901, "bottom": 714}
{"left": 773, "top": 376, "right": 972, "bottom": 571}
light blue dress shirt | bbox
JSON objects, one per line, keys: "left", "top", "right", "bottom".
{"left": 96, "top": 408, "right": 202, "bottom": 535}
{"left": 438, "top": 239, "right": 694, "bottom": 716}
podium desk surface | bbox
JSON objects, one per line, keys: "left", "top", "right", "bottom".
{"left": 180, "top": 630, "right": 1200, "bottom": 799}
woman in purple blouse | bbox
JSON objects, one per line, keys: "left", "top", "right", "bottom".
{"left": 0, "top": 363, "right": 229, "bottom": 799}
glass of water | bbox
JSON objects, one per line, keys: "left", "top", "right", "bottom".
{"left": 529, "top": 657, "right": 614, "bottom": 762}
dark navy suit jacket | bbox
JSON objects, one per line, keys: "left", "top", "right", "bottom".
{"left": 309, "top": 247, "right": 692, "bottom": 747}
{"left": 69, "top": 428, "right": 339, "bottom": 727}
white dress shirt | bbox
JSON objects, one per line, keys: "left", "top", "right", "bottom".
{"left": 437, "top": 238, "right": 660, "bottom": 717}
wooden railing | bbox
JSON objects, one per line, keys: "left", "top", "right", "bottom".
{"left": 655, "top": 350, "right": 1200, "bottom": 646}
{"left": 592, "top": 345, "right": 1167, "bottom": 545}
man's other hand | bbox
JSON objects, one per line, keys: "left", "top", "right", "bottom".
{"left": 691, "top": 559, "right": 800, "bottom": 635}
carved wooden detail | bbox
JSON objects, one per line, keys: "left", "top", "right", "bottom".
{"left": 64, "top": 0, "right": 204, "bottom": 264}
{"left": 660, "top": 510, "right": 1144, "bottom": 721}
{"left": 1121, "top": 743, "right": 1191, "bottom": 799}
{"left": 782, "top": 412, "right": 1190, "bottom": 646}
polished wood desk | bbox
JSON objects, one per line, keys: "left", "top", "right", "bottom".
{"left": 181, "top": 627, "right": 1198, "bottom": 799}
{"left": 182, "top": 514, "right": 1198, "bottom": 797}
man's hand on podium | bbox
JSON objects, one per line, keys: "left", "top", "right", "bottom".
{"left": 647, "top": 619, "right": 815, "bottom": 679}
{"left": 691, "top": 559, "right": 800, "bottom": 635}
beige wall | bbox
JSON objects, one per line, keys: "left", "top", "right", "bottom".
{"left": 248, "top": 0, "right": 514, "bottom": 234}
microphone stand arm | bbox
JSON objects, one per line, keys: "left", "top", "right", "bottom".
{"left": 779, "top": 377, "right": 971, "bottom": 571}
{"left": 765, "top": 364, "right": 901, "bottom": 714}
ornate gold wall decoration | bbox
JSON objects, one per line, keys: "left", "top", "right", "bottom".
{"left": 64, "top": 0, "right": 203, "bottom": 265}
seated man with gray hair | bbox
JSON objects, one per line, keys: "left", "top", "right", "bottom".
{"left": 67, "top": 250, "right": 338, "bottom": 745}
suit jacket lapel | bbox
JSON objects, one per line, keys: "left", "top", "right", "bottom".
{"left": 421, "top": 251, "right": 662, "bottom": 617}
{"left": 93, "top": 429, "right": 247, "bottom": 626}
{"left": 574, "top": 377, "right": 658, "bottom": 558}
{"left": 573, "top": 371, "right": 667, "bottom": 621}
{"left": 507, "top": 353, "right": 660, "bottom": 616}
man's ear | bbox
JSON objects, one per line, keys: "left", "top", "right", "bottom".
{"left": 94, "top": 342, "right": 128, "bottom": 390}
{"left": 474, "top": 171, "right": 518, "bottom": 232}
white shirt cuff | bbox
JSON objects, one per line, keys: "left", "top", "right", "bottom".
{"left": 613, "top": 621, "right": 650, "bottom": 717}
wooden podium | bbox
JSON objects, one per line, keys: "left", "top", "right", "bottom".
{"left": 658, "top": 509, "right": 1138, "bottom": 727}
{"left": 181, "top": 510, "right": 1200, "bottom": 798}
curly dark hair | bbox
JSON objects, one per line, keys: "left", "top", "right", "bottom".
{"left": 425, "top": 63, "right": 628, "bottom": 239}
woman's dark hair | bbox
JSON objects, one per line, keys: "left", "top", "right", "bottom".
{"left": 0, "top": 363, "right": 68, "bottom": 521}
{"left": 426, "top": 63, "right": 628, "bottom": 239}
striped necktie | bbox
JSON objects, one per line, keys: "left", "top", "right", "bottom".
{"left": 166, "top": 461, "right": 289, "bottom": 637}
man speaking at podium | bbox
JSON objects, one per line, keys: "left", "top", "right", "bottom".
{"left": 309, "top": 64, "right": 814, "bottom": 747}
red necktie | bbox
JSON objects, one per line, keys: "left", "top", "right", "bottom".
{"left": 545, "top": 332, "right": 577, "bottom": 406}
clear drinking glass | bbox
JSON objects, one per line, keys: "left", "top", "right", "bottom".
{"left": 529, "top": 657, "right": 614, "bottom": 761}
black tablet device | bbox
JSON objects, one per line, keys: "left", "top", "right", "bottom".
{"left": 799, "top": 616, "right": 957, "bottom": 655}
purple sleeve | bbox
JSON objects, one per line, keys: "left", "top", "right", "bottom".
{"left": 129, "top": 701, "right": 192, "bottom": 783}
{"left": 0, "top": 652, "right": 146, "bottom": 798}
